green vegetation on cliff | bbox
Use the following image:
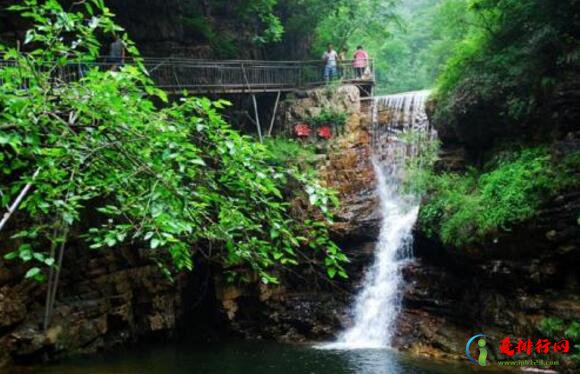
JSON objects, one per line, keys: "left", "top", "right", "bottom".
{"left": 180, "top": 0, "right": 283, "bottom": 57}
{"left": 432, "top": 0, "right": 580, "bottom": 137}
{"left": 408, "top": 0, "right": 580, "bottom": 246}
{"left": 418, "top": 147, "right": 578, "bottom": 246}
{"left": 0, "top": 0, "right": 347, "bottom": 283}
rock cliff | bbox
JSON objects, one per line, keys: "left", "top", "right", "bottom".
{"left": 395, "top": 189, "right": 579, "bottom": 369}
{"left": 210, "top": 85, "right": 381, "bottom": 342}
{"left": 0, "top": 243, "right": 186, "bottom": 368}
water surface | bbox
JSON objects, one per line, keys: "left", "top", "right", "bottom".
{"left": 21, "top": 341, "right": 486, "bottom": 374}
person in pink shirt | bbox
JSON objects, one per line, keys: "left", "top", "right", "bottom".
{"left": 353, "top": 45, "right": 369, "bottom": 79}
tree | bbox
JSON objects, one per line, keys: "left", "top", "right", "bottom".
{"left": 313, "top": 0, "right": 400, "bottom": 52}
{"left": 0, "top": 0, "right": 348, "bottom": 284}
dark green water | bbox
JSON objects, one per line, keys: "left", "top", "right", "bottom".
{"left": 18, "top": 341, "right": 490, "bottom": 374}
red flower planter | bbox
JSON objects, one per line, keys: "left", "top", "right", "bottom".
{"left": 294, "top": 123, "right": 311, "bottom": 138}
{"left": 317, "top": 125, "right": 332, "bottom": 140}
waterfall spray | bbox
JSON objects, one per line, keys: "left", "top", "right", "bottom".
{"left": 321, "top": 90, "right": 432, "bottom": 350}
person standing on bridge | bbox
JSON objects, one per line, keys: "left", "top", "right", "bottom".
{"left": 109, "top": 35, "right": 125, "bottom": 71}
{"left": 322, "top": 43, "right": 338, "bottom": 82}
{"left": 353, "top": 45, "right": 369, "bottom": 79}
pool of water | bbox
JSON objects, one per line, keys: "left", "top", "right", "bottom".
{"left": 17, "top": 341, "right": 489, "bottom": 374}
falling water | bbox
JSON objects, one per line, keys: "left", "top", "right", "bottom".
{"left": 321, "top": 90, "right": 433, "bottom": 350}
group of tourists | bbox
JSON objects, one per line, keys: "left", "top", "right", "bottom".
{"left": 107, "top": 37, "right": 370, "bottom": 84}
{"left": 321, "top": 43, "right": 370, "bottom": 82}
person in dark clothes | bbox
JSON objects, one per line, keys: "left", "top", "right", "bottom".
{"left": 109, "top": 35, "right": 125, "bottom": 71}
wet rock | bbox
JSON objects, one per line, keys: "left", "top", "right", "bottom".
{"left": 545, "top": 230, "right": 558, "bottom": 241}
{"left": 227, "top": 290, "right": 351, "bottom": 342}
{"left": 401, "top": 190, "right": 580, "bottom": 371}
{"left": 8, "top": 327, "right": 47, "bottom": 357}
{"left": 281, "top": 85, "right": 361, "bottom": 131}
{"left": 0, "top": 286, "right": 26, "bottom": 328}
{"left": 0, "top": 245, "right": 185, "bottom": 368}
{"left": 321, "top": 109, "right": 381, "bottom": 242}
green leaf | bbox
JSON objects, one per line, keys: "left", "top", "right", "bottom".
{"left": 327, "top": 267, "right": 337, "bottom": 278}
{"left": 4, "top": 251, "right": 18, "bottom": 260}
{"left": 24, "top": 30, "right": 34, "bottom": 44}
{"left": 25, "top": 267, "right": 41, "bottom": 279}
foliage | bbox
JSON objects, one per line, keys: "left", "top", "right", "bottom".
{"left": 312, "top": 0, "right": 399, "bottom": 53}
{"left": 372, "top": 0, "right": 471, "bottom": 93}
{"left": 401, "top": 129, "right": 441, "bottom": 196}
{"left": 418, "top": 147, "right": 578, "bottom": 246}
{"left": 538, "top": 317, "right": 580, "bottom": 340}
{"left": 433, "top": 0, "right": 580, "bottom": 128}
{"left": 290, "top": 0, "right": 470, "bottom": 93}
{"left": 542, "top": 319, "right": 580, "bottom": 364}
{"left": 179, "top": 2, "right": 238, "bottom": 58}
{"left": 244, "top": 0, "right": 284, "bottom": 45}
{"left": 310, "top": 109, "right": 347, "bottom": 128}
{"left": 179, "top": 0, "right": 283, "bottom": 56}
{"left": 268, "top": 0, "right": 401, "bottom": 62}
{"left": 565, "top": 321, "right": 580, "bottom": 340}
{"left": 539, "top": 317, "right": 566, "bottom": 337}
{"left": 263, "top": 137, "right": 317, "bottom": 165}
{"left": 0, "top": 0, "right": 347, "bottom": 283}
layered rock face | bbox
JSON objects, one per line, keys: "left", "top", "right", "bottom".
{"left": 281, "top": 85, "right": 380, "bottom": 243}
{"left": 397, "top": 83, "right": 580, "bottom": 370}
{"left": 213, "top": 86, "right": 381, "bottom": 342}
{"left": 0, "top": 0, "right": 261, "bottom": 59}
{"left": 394, "top": 189, "right": 580, "bottom": 368}
{"left": 0, "top": 244, "right": 186, "bottom": 369}
{"left": 281, "top": 85, "right": 361, "bottom": 126}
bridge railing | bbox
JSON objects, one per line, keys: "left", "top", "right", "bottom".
{"left": 135, "top": 58, "right": 374, "bottom": 92}
{"left": 0, "top": 57, "right": 375, "bottom": 93}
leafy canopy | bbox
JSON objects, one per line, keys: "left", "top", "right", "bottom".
{"left": 0, "top": 0, "right": 347, "bottom": 283}
{"left": 433, "top": 0, "right": 580, "bottom": 127}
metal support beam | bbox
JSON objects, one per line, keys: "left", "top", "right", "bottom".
{"left": 267, "top": 91, "right": 281, "bottom": 137}
{"left": 0, "top": 168, "right": 41, "bottom": 233}
{"left": 251, "top": 94, "right": 263, "bottom": 143}
{"left": 245, "top": 112, "right": 257, "bottom": 126}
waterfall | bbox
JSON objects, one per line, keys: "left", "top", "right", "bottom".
{"left": 321, "top": 90, "right": 433, "bottom": 350}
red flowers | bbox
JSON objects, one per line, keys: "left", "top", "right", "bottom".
{"left": 294, "top": 123, "right": 332, "bottom": 140}
{"left": 317, "top": 125, "right": 332, "bottom": 139}
{"left": 294, "top": 123, "right": 311, "bottom": 137}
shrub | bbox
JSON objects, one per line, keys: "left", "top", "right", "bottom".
{"left": 419, "top": 146, "right": 578, "bottom": 246}
{"left": 309, "top": 109, "right": 348, "bottom": 134}
{"left": 263, "top": 138, "right": 317, "bottom": 166}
